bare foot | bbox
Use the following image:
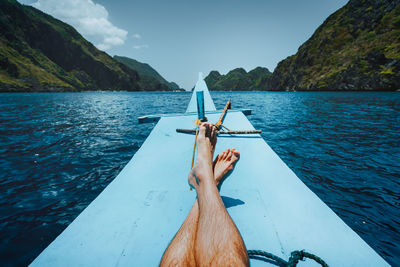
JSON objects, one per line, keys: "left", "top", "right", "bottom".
{"left": 188, "top": 123, "right": 217, "bottom": 189}
{"left": 213, "top": 148, "right": 240, "bottom": 186}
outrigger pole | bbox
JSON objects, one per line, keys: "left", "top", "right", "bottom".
{"left": 177, "top": 129, "right": 262, "bottom": 135}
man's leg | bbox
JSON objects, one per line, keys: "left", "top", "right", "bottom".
{"left": 189, "top": 124, "right": 249, "bottom": 266}
{"left": 159, "top": 199, "right": 198, "bottom": 266}
{"left": 160, "top": 146, "right": 240, "bottom": 266}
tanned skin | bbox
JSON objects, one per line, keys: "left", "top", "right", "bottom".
{"left": 160, "top": 123, "right": 249, "bottom": 267}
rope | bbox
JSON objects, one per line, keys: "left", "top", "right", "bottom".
{"left": 247, "top": 249, "right": 329, "bottom": 267}
{"left": 189, "top": 122, "right": 201, "bottom": 191}
{"left": 190, "top": 122, "right": 200, "bottom": 170}
{"left": 247, "top": 250, "right": 287, "bottom": 266}
{"left": 220, "top": 124, "right": 231, "bottom": 131}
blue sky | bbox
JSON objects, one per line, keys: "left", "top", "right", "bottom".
{"left": 19, "top": 0, "right": 348, "bottom": 89}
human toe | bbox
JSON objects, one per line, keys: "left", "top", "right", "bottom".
{"left": 222, "top": 149, "right": 230, "bottom": 159}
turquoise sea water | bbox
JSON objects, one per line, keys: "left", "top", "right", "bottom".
{"left": 0, "top": 91, "right": 399, "bottom": 266}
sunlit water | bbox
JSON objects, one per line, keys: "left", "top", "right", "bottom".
{"left": 0, "top": 91, "right": 399, "bottom": 266}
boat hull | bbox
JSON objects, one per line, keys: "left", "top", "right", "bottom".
{"left": 31, "top": 111, "right": 388, "bottom": 266}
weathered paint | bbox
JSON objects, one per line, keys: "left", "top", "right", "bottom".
{"left": 31, "top": 75, "right": 388, "bottom": 266}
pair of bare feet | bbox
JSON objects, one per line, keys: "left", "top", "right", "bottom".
{"left": 161, "top": 122, "right": 248, "bottom": 267}
{"left": 160, "top": 123, "right": 249, "bottom": 266}
{"left": 189, "top": 122, "right": 240, "bottom": 190}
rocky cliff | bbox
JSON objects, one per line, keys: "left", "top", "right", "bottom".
{"left": 269, "top": 0, "right": 400, "bottom": 91}
{"left": 204, "top": 67, "right": 271, "bottom": 91}
{"left": 0, "top": 0, "right": 168, "bottom": 91}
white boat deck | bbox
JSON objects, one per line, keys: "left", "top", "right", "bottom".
{"left": 31, "top": 75, "right": 388, "bottom": 266}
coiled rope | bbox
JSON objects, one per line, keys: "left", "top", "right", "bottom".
{"left": 247, "top": 249, "right": 329, "bottom": 267}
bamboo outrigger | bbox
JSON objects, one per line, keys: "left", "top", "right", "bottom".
{"left": 31, "top": 73, "right": 388, "bottom": 266}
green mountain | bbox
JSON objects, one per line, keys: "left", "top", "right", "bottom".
{"left": 114, "top": 56, "right": 181, "bottom": 91}
{"left": 0, "top": 0, "right": 169, "bottom": 92}
{"left": 204, "top": 67, "right": 271, "bottom": 91}
{"left": 269, "top": 0, "right": 400, "bottom": 91}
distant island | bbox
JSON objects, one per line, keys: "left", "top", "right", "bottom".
{"left": 204, "top": 67, "right": 271, "bottom": 91}
{"left": 0, "top": 0, "right": 179, "bottom": 92}
{"left": 204, "top": 0, "right": 399, "bottom": 91}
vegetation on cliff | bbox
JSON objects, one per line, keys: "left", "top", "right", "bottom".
{"left": 0, "top": 0, "right": 171, "bottom": 91}
{"left": 269, "top": 0, "right": 400, "bottom": 91}
{"left": 3, "top": 0, "right": 398, "bottom": 92}
{"left": 114, "top": 56, "right": 181, "bottom": 91}
{"left": 204, "top": 67, "right": 271, "bottom": 91}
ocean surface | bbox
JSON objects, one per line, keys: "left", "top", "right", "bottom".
{"left": 0, "top": 91, "right": 399, "bottom": 266}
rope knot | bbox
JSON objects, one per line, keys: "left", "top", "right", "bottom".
{"left": 288, "top": 250, "right": 304, "bottom": 266}
{"left": 291, "top": 250, "right": 305, "bottom": 260}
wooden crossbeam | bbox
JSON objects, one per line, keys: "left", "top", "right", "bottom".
{"left": 177, "top": 129, "right": 261, "bottom": 134}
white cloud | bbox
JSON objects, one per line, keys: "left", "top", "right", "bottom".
{"left": 132, "top": 34, "right": 141, "bottom": 39}
{"left": 133, "top": 44, "right": 149, "bottom": 49}
{"left": 31, "top": 0, "right": 127, "bottom": 51}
